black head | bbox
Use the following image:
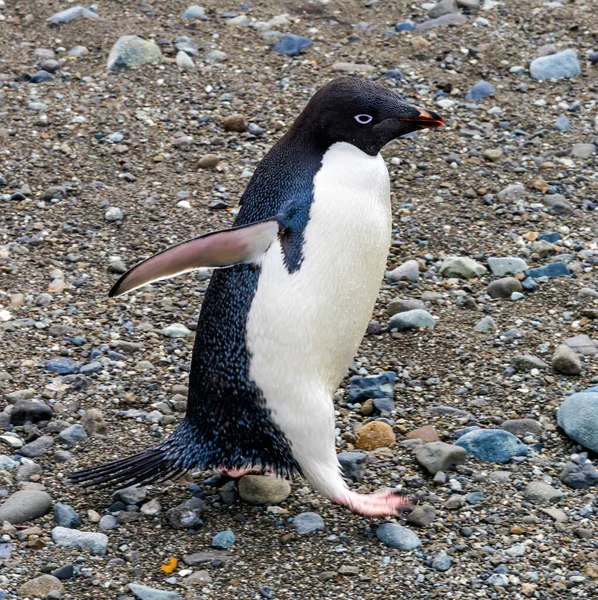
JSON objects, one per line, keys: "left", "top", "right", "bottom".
{"left": 292, "top": 77, "right": 443, "bottom": 156}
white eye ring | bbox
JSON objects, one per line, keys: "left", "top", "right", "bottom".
{"left": 354, "top": 114, "right": 373, "bottom": 124}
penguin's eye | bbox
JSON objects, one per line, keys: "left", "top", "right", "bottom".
{"left": 354, "top": 114, "right": 373, "bottom": 125}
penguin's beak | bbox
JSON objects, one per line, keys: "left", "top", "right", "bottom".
{"left": 401, "top": 107, "right": 444, "bottom": 130}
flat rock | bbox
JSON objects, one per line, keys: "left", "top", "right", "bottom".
{"left": 237, "top": 475, "right": 291, "bottom": 505}
{"left": 557, "top": 390, "right": 598, "bottom": 452}
{"left": 552, "top": 344, "right": 582, "bottom": 375}
{"left": 524, "top": 481, "right": 564, "bottom": 505}
{"left": 107, "top": 36, "right": 163, "bottom": 71}
{"left": 563, "top": 334, "right": 597, "bottom": 356}
{"left": 406, "top": 504, "right": 436, "bottom": 527}
{"left": 530, "top": 49, "right": 581, "bottom": 80}
{"left": 389, "top": 309, "right": 435, "bottom": 331}
{"left": 0, "top": 490, "right": 52, "bottom": 525}
{"left": 415, "top": 442, "right": 466, "bottom": 474}
{"left": 273, "top": 34, "right": 313, "bottom": 57}
{"left": 405, "top": 425, "right": 440, "bottom": 443}
{"left": 455, "top": 429, "right": 528, "bottom": 463}
{"left": 331, "top": 62, "right": 375, "bottom": 73}
{"left": 182, "top": 549, "right": 232, "bottom": 566}
{"left": 293, "top": 512, "right": 325, "bottom": 535}
{"left": 500, "top": 419, "right": 543, "bottom": 437}
{"left": 386, "top": 259, "right": 420, "bottom": 282}
{"left": 439, "top": 257, "right": 486, "bottom": 279}
{"left": 416, "top": 13, "right": 467, "bottom": 29}
{"left": 128, "top": 583, "right": 181, "bottom": 600}
{"left": 487, "top": 257, "right": 528, "bottom": 276}
{"left": 376, "top": 523, "right": 421, "bottom": 550}
{"left": 512, "top": 354, "right": 548, "bottom": 372}
{"left": 51, "top": 526, "right": 108, "bottom": 555}
{"left": 387, "top": 298, "right": 425, "bottom": 316}
{"left": 17, "top": 575, "right": 64, "bottom": 599}
{"left": 429, "top": 0, "right": 459, "bottom": 18}
{"left": 560, "top": 461, "right": 598, "bottom": 489}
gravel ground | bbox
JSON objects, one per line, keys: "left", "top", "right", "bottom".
{"left": 1, "top": 0, "right": 597, "bottom": 599}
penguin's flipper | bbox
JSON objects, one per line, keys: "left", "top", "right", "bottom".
{"left": 109, "top": 219, "right": 280, "bottom": 297}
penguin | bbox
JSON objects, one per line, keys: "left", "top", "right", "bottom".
{"left": 72, "top": 77, "right": 443, "bottom": 516}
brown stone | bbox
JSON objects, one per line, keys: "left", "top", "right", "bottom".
{"left": 198, "top": 154, "right": 219, "bottom": 169}
{"left": 355, "top": 421, "right": 396, "bottom": 450}
{"left": 582, "top": 563, "right": 598, "bottom": 579}
{"left": 405, "top": 425, "right": 440, "bottom": 443}
{"left": 18, "top": 575, "right": 63, "bottom": 598}
{"left": 222, "top": 114, "right": 248, "bottom": 132}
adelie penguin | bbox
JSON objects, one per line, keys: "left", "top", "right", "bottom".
{"left": 72, "top": 77, "right": 443, "bottom": 516}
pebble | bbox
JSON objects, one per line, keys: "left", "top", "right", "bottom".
{"left": 176, "top": 51, "right": 195, "bottom": 72}
{"left": 560, "top": 461, "right": 598, "bottom": 489}
{"left": 430, "top": 551, "right": 452, "bottom": 571}
{"left": 273, "top": 34, "right": 313, "bottom": 57}
{"left": 406, "top": 504, "right": 436, "bottom": 527}
{"left": 564, "top": 334, "right": 597, "bottom": 356}
{"left": 198, "top": 154, "right": 220, "bottom": 169}
{"left": 554, "top": 115, "right": 571, "bottom": 131}
{"left": 47, "top": 6, "right": 98, "bottom": 25}
{"left": 81, "top": 408, "right": 108, "bottom": 436}
{"left": 113, "top": 486, "right": 147, "bottom": 505}
{"left": 376, "top": 524, "right": 421, "bottom": 550}
{"left": 128, "top": 583, "right": 181, "bottom": 600}
{"left": 347, "top": 371, "right": 395, "bottom": 404}
{"left": 524, "top": 481, "right": 564, "bottom": 505}
{"left": 337, "top": 451, "right": 367, "bottom": 482}
{"left": 355, "top": 421, "right": 396, "bottom": 450}
{"left": 386, "top": 259, "right": 420, "bottom": 282}
{"left": 466, "top": 80, "right": 496, "bottom": 101}
{"left": 429, "top": 0, "right": 459, "bottom": 18}
{"left": 10, "top": 399, "right": 53, "bottom": 425}
{"left": 497, "top": 183, "right": 525, "bottom": 202}
{"left": 552, "top": 344, "right": 582, "bottom": 375}
{"left": 487, "top": 277, "right": 522, "bottom": 299}
{"left": 205, "top": 50, "right": 228, "bottom": 64}
{"left": 58, "top": 424, "right": 88, "bottom": 445}
{"left": 530, "top": 49, "right": 581, "bottom": 80}
{"left": 99, "top": 515, "right": 118, "bottom": 530}
{"left": 17, "top": 575, "right": 64, "bottom": 599}
{"left": 222, "top": 114, "right": 248, "bottom": 132}
{"left": 140, "top": 499, "right": 162, "bottom": 516}
{"left": 487, "top": 257, "right": 527, "bottom": 276}
{"left": 0, "top": 490, "right": 52, "bottom": 525}
{"left": 557, "top": 389, "right": 598, "bottom": 452}
{"left": 415, "top": 442, "right": 467, "bottom": 474}
{"left": 416, "top": 14, "right": 468, "bottom": 30}
{"left": 439, "top": 257, "right": 486, "bottom": 278}
{"left": 405, "top": 425, "right": 440, "bottom": 443}
{"left": 163, "top": 324, "right": 192, "bottom": 338}
{"left": 331, "top": 62, "right": 376, "bottom": 73}
{"left": 389, "top": 309, "right": 435, "bottom": 331}
{"left": 455, "top": 429, "right": 528, "bottom": 463}
{"left": 512, "top": 354, "right": 548, "bottom": 372}
{"left": 237, "top": 475, "right": 291, "bottom": 505}
{"left": 105, "top": 206, "right": 124, "bottom": 221}
{"left": 182, "top": 5, "right": 206, "bottom": 19}
{"left": 293, "top": 512, "right": 325, "bottom": 535}
{"left": 166, "top": 497, "right": 204, "bottom": 529}
{"left": 54, "top": 503, "right": 81, "bottom": 528}
{"left": 387, "top": 298, "right": 425, "bottom": 316}
{"left": 501, "top": 419, "right": 543, "bottom": 437}
{"left": 212, "top": 529, "right": 236, "bottom": 548}
{"left": 474, "top": 316, "right": 496, "bottom": 333}
{"left": 45, "top": 358, "right": 78, "bottom": 375}
{"left": 571, "top": 143, "right": 595, "bottom": 159}
{"left": 395, "top": 20, "right": 415, "bottom": 31}
{"left": 51, "top": 526, "right": 109, "bottom": 555}
{"left": 107, "top": 36, "right": 163, "bottom": 71}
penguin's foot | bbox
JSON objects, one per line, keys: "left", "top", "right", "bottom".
{"left": 333, "top": 489, "right": 415, "bottom": 517}
{"left": 218, "top": 466, "right": 274, "bottom": 479}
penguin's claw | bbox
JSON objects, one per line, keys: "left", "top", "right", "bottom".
{"left": 334, "top": 489, "right": 415, "bottom": 517}
{"left": 219, "top": 466, "right": 275, "bottom": 479}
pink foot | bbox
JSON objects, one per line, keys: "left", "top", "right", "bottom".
{"left": 218, "top": 466, "right": 274, "bottom": 478}
{"left": 333, "top": 489, "right": 415, "bottom": 517}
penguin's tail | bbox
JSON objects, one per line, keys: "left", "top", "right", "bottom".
{"left": 70, "top": 419, "right": 197, "bottom": 490}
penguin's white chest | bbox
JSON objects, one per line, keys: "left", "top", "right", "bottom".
{"left": 246, "top": 142, "right": 391, "bottom": 396}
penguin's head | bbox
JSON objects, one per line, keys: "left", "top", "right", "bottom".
{"left": 297, "top": 77, "right": 443, "bottom": 156}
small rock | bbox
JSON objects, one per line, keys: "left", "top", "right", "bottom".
{"left": 54, "top": 503, "right": 81, "bottom": 528}
{"left": 389, "top": 309, "right": 435, "bottom": 331}
{"left": 222, "top": 114, "right": 248, "bottom": 132}
{"left": 406, "top": 504, "right": 436, "bottom": 527}
{"left": 530, "top": 49, "right": 581, "bottom": 80}
{"left": 347, "top": 371, "right": 395, "bottom": 403}
{"left": 483, "top": 148, "right": 503, "bottom": 162}
{"left": 560, "top": 461, "right": 598, "bottom": 489}
{"left": 429, "top": 0, "right": 459, "bottom": 18}
{"left": 466, "top": 80, "right": 495, "bottom": 101}
{"left": 439, "top": 257, "right": 486, "bottom": 279}
{"left": 163, "top": 324, "right": 192, "bottom": 338}
{"left": 176, "top": 50, "right": 195, "bottom": 71}
{"left": 273, "top": 34, "right": 313, "bottom": 57}
{"left": 58, "top": 424, "right": 87, "bottom": 445}
{"left": 406, "top": 425, "right": 439, "bottom": 443}
{"left": 47, "top": 6, "right": 98, "bottom": 25}
{"left": 105, "top": 206, "right": 124, "bottom": 221}
{"left": 415, "top": 442, "right": 466, "bottom": 474}
{"left": 487, "top": 257, "right": 528, "bottom": 276}
{"left": 487, "top": 277, "right": 522, "bottom": 299}
{"left": 107, "top": 36, "right": 163, "bottom": 71}
{"left": 166, "top": 498, "right": 205, "bottom": 529}
{"left": 212, "top": 529, "right": 235, "bottom": 548}
{"left": 355, "top": 421, "right": 396, "bottom": 450}
{"left": 571, "top": 143, "right": 595, "bottom": 159}
{"left": 497, "top": 183, "right": 525, "bottom": 202}
{"left": 554, "top": 115, "right": 571, "bottom": 131}
{"left": 474, "top": 316, "right": 496, "bottom": 333}
{"left": 198, "top": 154, "right": 219, "bottom": 169}
{"left": 128, "top": 583, "right": 181, "bottom": 600}
{"left": 182, "top": 5, "right": 206, "bottom": 19}
{"left": 430, "top": 551, "right": 452, "bottom": 572}
{"left": 552, "top": 344, "right": 582, "bottom": 375}
{"left": 376, "top": 523, "right": 421, "bottom": 550}
{"left": 563, "top": 334, "right": 597, "bottom": 356}
{"left": 293, "top": 512, "right": 325, "bottom": 535}
{"left": 337, "top": 451, "right": 367, "bottom": 482}
{"left": 387, "top": 298, "right": 425, "bottom": 316}
{"left": 205, "top": 50, "right": 228, "bottom": 64}
{"left": 99, "top": 515, "right": 118, "bottom": 531}
{"left": 237, "top": 475, "right": 291, "bottom": 505}
{"left": 386, "top": 260, "right": 420, "bottom": 282}
{"left": 81, "top": 408, "right": 108, "bottom": 436}
{"left": 140, "top": 499, "right": 162, "bottom": 516}
{"left": 331, "top": 62, "right": 376, "bottom": 73}
{"left": 512, "top": 354, "right": 548, "bottom": 372}
{"left": 557, "top": 390, "right": 598, "bottom": 452}
{"left": 524, "top": 481, "right": 564, "bottom": 505}
{"left": 0, "top": 490, "right": 52, "bottom": 525}
{"left": 456, "top": 429, "right": 528, "bottom": 463}
{"left": 45, "top": 358, "right": 78, "bottom": 375}
{"left": 416, "top": 13, "right": 468, "bottom": 29}
{"left": 10, "top": 399, "right": 52, "bottom": 425}
{"left": 113, "top": 486, "right": 147, "bottom": 505}
{"left": 501, "top": 419, "right": 543, "bottom": 437}
{"left": 51, "top": 526, "right": 109, "bottom": 555}
{"left": 17, "top": 575, "right": 63, "bottom": 599}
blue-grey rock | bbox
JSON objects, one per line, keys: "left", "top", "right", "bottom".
{"left": 67, "top": 45, "right": 89, "bottom": 58}
{"left": 530, "top": 49, "right": 581, "bottom": 80}
{"left": 293, "top": 512, "right": 325, "bottom": 535}
{"left": 162, "top": 324, "right": 191, "bottom": 338}
{"left": 338, "top": 451, "right": 367, "bottom": 482}
{"left": 395, "top": 20, "right": 415, "bottom": 31}
{"left": 455, "top": 429, "right": 528, "bottom": 463}
{"left": 474, "top": 316, "right": 496, "bottom": 333}
{"left": 560, "top": 461, "right": 598, "bottom": 489}
{"left": 0, "top": 456, "right": 18, "bottom": 471}
{"left": 428, "top": 0, "right": 459, "bottom": 18}
{"left": 113, "top": 486, "right": 147, "bottom": 505}
{"left": 372, "top": 397, "right": 394, "bottom": 412}
{"left": 465, "top": 491, "right": 485, "bottom": 504}
{"left": 487, "top": 257, "right": 528, "bottom": 276}
{"left": 10, "top": 400, "right": 53, "bottom": 425}
{"left": 512, "top": 354, "right": 548, "bottom": 372}
{"left": 273, "top": 34, "right": 313, "bottom": 57}
{"left": 47, "top": 6, "right": 99, "bottom": 25}
{"left": 537, "top": 232, "right": 560, "bottom": 243}
{"left": 554, "top": 115, "right": 571, "bottom": 131}
{"left": 557, "top": 391, "right": 598, "bottom": 452}
{"left": 348, "top": 371, "right": 396, "bottom": 403}
{"left": 51, "top": 527, "right": 108, "bottom": 555}
{"left": 54, "top": 503, "right": 81, "bottom": 529}
{"left": 20, "top": 435, "right": 54, "bottom": 458}
{"left": 58, "top": 424, "right": 88, "bottom": 445}
{"left": 212, "top": 529, "right": 235, "bottom": 549}
{"left": 99, "top": 515, "right": 118, "bottom": 530}
{"left": 30, "top": 70, "right": 55, "bottom": 84}
{"left": 487, "top": 573, "right": 509, "bottom": 586}
{"left": 0, "top": 490, "right": 52, "bottom": 525}
{"left": 521, "top": 277, "right": 539, "bottom": 291}
{"left": 79, "top": 361, "right": 102, "bottom": 375}
{"left": 51, "top": 564, "right": 74, "bottom": 580}
{"left": 389, "top": 309, "right": 435, "bottom": 331}
{"left": 527, "top": 262, "right": 571, "bottom": 278}
{"left": 430, "top": 551, "right": 452, "bottom": 571}
{"left": 415, "top": 442, "right": 466, "bottom": 474}
{"left": 128, "top": 584, "right": 181, "bottom": 600}
{"left": 416, "top": 13, "right": 468, "bottom": 30}
{"left": 107, "top": 36, "right": 163, "bottom": 71}
{"left": 182, "top": 5, "right": 206, "bottom": 19}
{"left": 385, "top": 69, "right": 403, "bottom": 80}
{"left": 166, "top": 497, "right": 205, "bottom": 529}
{"left": 465, "top": 80, "right": 495, "bottom": 101}
{"left": 376, "top": 524, "right": 421, "bottom": 550}
{"left": 45, "top": 358, "right": 78, "bottom": 375}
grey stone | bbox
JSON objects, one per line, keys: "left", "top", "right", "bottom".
{"left": 47, "top": 6, "right": 99, "bottom": 25}
{"left": 429, "top": 0, "right": 459, "bottom": 18}
{"left": 552, "top": 344, "right": 582, "bottom": 375}
{"left": 107, "top": 36, "right": 163, "bottom": 71}
{"left": 512, "top": 354, "right": 548, "bottom": 372}
{"left": 182, "top": 5, "right": 206, "bottom": 19}
{"left": 571, "top": 143, "right": 595, "bottom": 159}
{"left": 293, "top": 512, "right": 325, "bottom": 535}
{"left": 474, "top": 316, "right": 496, "bottom": 333}
{"left": 487, "top": 277, "right": 522, "bottom": 299}
{"left": 212, "top": 529, "right": 235, "bottom": 549}
{"left": 81, "top": 408, "right": 108, "bottom": 436}
{"left": 11, "top": 400, "right": 52, "bottom": 425}
{"left": 54, "top": 503, "right": 81, "bottom": 528}
{"left": 560, "top": 461, "right": 598, "bottom": 489}
{"left": 17, "top": 575, "right": 64, "bottom": 599}
{"left": 557, "top": 390, "right": 598, "bottom": 452}
{"left": 387, "top": 298, "right": 425, "bottom": 316}
{"left": 430, "top": 551, "right": 452, "bottom": 571}
{"left": 58, "top": 424, "right": 88, "bottom": 445}
{"left": 163, "top": 324, "right": 192, "bottom": 338}
{"left": 105, "top": 206, "right": 123, "bottom": 221}
{"left": 0, "top": 490, "right": 52, "bottom": 524}
{"left": 497, "top": 183, "right": 525, "bottom": 202}
{"left": 238, "top": 475, "right": 291, "bottom": 505}
{"left": 530, "top": 49, "right": 581, "bottom": 80}
{"left": 205, "top": 50, "right": 228, "bottom": 64}
{"left": 376, "top": 523, "right": 421, "bottom": 550}
{"left": 99, "top": 515, "right": 118, "bottom": 530}
{"left": 439, "top": 257, "right": 486, "bottom": 279}
{"left": 0, "top": 455, "right": 18, "bottom": 471}
{"left": 51, "top": 526, "right": 108, "bottom": 555}
{"left": 113, "top": 486, "right": 147, "bottom": 505}
{"left": 389, "top": 309, "right": 435, "bottom": 332}
{"left": 166, "top": 498, "right": 205, "bottom": 529}
{"left": 338, "top": 451, "right": 367, "bottom": 482}
{"left": 17, "top": 457, "right": 42, "bottom": 481}
{"left": 524, "top": 481, "right": 564, "bottom": 505}
{"left": 6, "top": 389, "right": 34, "bottom": 403}
{"left": 455, "top": 429, "right": 528, "bottom": 463}
{"left": 182, "top": 549, "right": 232, "bottom": 566}
{"left": 487, "top": 257, "right": 528, "bottom": 276}
{"left": 501, "top": 419, "right": 543, "bottom": 437}
{"left": 128, "top": 583, "right": 181, "bottom": 600}
{"left": 415, "top": 442, "right": 467, "bottom": 474}
{"left": 406, "top": 504, "right": 436, "bottom": 527}
{"left": 176, "top": 51, "right": 195, "bottom": 72}
{"left": 416, "top": 13, "right": 467, "bottom": 29}
{"left": 563, "top": 334, "right": 597, "bottom": 356}
{"left": 386, "top": 259, "right": 420, "bottom": 282}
